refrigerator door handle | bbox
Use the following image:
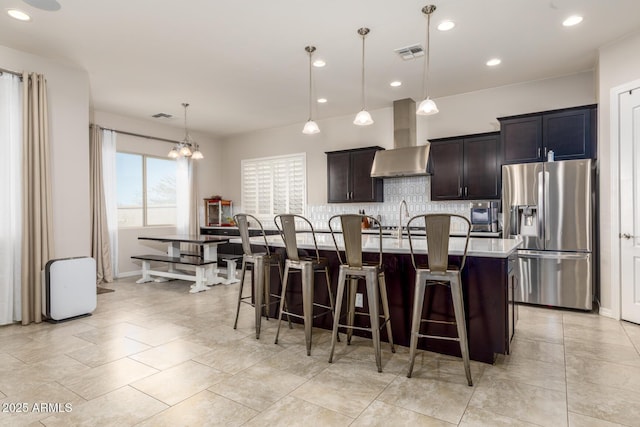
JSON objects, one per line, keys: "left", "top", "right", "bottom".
{"left": 544, "top": 171, "right": 550, "bottom": 243}
{"left": 537, "top": 172, "right": 544, "bottom": 241}
{"left": 518, "top": 250, "right": 590, "bottom": 260}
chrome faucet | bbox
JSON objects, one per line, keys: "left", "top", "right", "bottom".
{"left": 396, "top": 199, "right": 410, "bottom": 240}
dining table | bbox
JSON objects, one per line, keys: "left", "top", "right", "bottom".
{"left": 134, "top": 234, "right": 233, "bottom": 293}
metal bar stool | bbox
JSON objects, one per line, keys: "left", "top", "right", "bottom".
{"left": 406, "top": 213, "right": 473, "bottom": 386}
{"left": 273, "top": 214, "right": 337, "bottom": 355}
{"left": 328, "top": 214, "right": 395, "bottom": 372}
{"left": 233, "top": 213, "right": 284, "bottom": 339}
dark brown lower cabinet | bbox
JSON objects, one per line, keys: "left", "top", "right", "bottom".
{"left": 199, "top": 227, "right": 278, "bottom": 258}
{"left": 267, "top": 247, "right": 513, "bottom": 364}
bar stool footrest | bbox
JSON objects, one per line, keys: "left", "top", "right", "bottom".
{"left": 420, "top": 319, "right": 457, "bottom": 326}
{"left": 416, "top": 333, "right": 461, "bottom": 342}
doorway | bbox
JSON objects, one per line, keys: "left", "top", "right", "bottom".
{"left": 618, "top": 85, "right": 640, "bottom": 323}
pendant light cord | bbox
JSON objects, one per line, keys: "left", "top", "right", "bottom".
{"left": 308, "top": 50, "right": 313, "bottom": 121}
{"left": 422, "top": 12, "right": 431, "bottom": 100}
{"left": 361, "top": 33, "right": 366, "bottom": 110}
{"left": 182, "top": 103, "right": 190, "bottom": 142}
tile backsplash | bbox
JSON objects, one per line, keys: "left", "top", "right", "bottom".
{"left": 305, "top": 176, "right": 473, "bottom": 231}
{"left": 224, "top": 176, "right": 487, "bottom": 231}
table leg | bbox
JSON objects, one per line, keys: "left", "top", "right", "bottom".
{"left": 203, "top": 243, "right": 224, "bottom": 285}
{"left": 168, "top": 242, "right": 180, "bottom": 273}
{"left": 223, "top": 259, "right": 240, "bottom": 284}
{"left": 189, "top": 266, "right": 211, "bottom": 293}
{"left": 135, "top": 260, "right": 154, "bottom": 283}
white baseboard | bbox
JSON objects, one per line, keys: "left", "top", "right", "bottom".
{"left": 116, "top": 270, "right": 142, "bottom": 279}
{"left": 599, "top": 307, "right": 617, "bottom": 319}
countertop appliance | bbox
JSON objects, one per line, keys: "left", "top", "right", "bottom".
{"left": 470, "top": 201, "right": 499, "bottom": 232}
{"left": 502, "top": 159, "right": 594, "bottom": 310}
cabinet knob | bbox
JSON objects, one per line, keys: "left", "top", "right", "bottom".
{"left": 620, "top": 233, "right": 635, "bottom": 239}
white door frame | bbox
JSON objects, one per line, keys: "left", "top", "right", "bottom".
{"left": 609, "top": 78, "right": 640, "bottom": 320}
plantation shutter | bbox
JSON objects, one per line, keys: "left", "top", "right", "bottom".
{"left": 241, "top": 153, "right": 306, "bottom": 219}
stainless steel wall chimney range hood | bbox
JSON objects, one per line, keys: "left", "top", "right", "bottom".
{"left": 370, "top": 98, "right": 431, "bottom": 178}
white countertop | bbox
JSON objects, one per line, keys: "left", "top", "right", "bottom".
{"left": 230, "top": 234, "right": 521, "bottom": 259}
{"left": 201, "top": 225, "right": 501, "bottom": 239}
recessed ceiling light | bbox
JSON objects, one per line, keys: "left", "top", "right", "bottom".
{"left": 313, "top": 59, "right": 326, "bottom": 68}
{"left": 486, "top": 58, "right": 501, "bottom": 67}
{"left": 390, "top": 81, "right": 402, "bottom": 87}
{"left": 317, "top": 98, "right": 327, "bottom": 103}
{"left": 7, "top": 9, "right": 31, "bottom": 21}
{"left": 437, "top": 20, "right": 455, "bottom": 31}
{"left": 563, "top": 15, "right": 583, "bottom": 27}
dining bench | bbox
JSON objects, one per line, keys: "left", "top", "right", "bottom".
{"left": 131, "top": 254, "right": 218, "bottom": 293}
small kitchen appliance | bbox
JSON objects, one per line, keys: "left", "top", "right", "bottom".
{"left": 470, "top": 201, "right": 499, "bottom": 232}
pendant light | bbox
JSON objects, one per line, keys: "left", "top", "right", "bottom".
{"left": 354, "top": 27, "right": 374, "bottom": 126}
{"left": 302, "top": 46, "right": 320, "bottom": 134}
{"left": 168, "top": 103, "right": 204, "bottom": 159}
{"left": 416, "top": 5, "right": 439, "bottom": 116}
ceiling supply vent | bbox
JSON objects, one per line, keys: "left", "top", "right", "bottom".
{"left": 394, "top": 44, "right": 424, "bottom": 60}
{"left": 151, "top": 112, "right": 173, "bottom": 119}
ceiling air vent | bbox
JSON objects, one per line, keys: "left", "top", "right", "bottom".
{"left": 394, "top": 44, "right": 424, "bottom": 60}
{"left": 151, "top": 112, "right": 173, "bottom": 119}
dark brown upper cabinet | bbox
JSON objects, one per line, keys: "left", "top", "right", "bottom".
{"left": 326, "top": 146, "right": 384, "bottom": 203}
{"left": 429, "top": 132, "right": 501, "bottom": 201}
{"left": 499, "top": 105, "right": 597, "bottom": 164}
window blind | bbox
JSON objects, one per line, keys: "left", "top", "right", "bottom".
{"left": 241, "top": 153, "right": 306, "bottom": 220}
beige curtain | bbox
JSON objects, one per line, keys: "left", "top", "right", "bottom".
{"left": 177, "top": 158, "right": 200, "bottom": 254}
{"left": 90, "top": 125, "right": 113, "bottom": 284}
{"left": 21, "top": 72, "right": 54, "bottom": 325}
{"left": 190, "top": 161, "right": 199, "bottom": 236}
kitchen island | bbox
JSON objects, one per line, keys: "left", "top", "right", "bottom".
{"left": 233, "top": 233, "right": 521, "bottom": 364}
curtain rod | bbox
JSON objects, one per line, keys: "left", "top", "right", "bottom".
{"left": 92, "top": 124, "right": 181, "bottom": 145}
{"left": 0, "top": 67, "right": 23, "bottom": 79}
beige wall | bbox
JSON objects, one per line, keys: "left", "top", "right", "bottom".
{"left": 220, "top": 71, "right": 596, "bottom": 208}
{"left": 420, "top": 71, "right": 596, "bottom": 140}
{"left": 597, "top": 30, "right": 640, "bottom": 315}
{"left": 92, "top": 110, "right": 224, "bottom": 275}
{"left": 1, "top": 44, "right": 91, "bottom": 259}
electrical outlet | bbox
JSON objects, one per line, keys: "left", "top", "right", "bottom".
{"left": 355, "top": 293, "right": 364, "bottom": 308}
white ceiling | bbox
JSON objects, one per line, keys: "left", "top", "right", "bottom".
{"left": 2, "top": 0, "right": 640, "bottom": 138}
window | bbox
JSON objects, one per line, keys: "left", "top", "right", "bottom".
{"left": 241, "top": 153, "right": 306, "bottom": 220}
{"left": 116, "top": 153, "right": 177, "bottom": 227}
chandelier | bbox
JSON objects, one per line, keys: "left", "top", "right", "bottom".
{"left": 168, "top": 103, "right": 203, "bottom": 159}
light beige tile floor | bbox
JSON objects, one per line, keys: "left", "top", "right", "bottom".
{"left": 1, "top": 277, "right": 639, "bottom": 426}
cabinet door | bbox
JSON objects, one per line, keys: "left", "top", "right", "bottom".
{"left": 543, "top": 108, "right": 592, "bottom": 160}
{"left": 464, "top": 134, "right": 501, "bottom": 199}
{"left": 501, "top": 116, "right": 542, "bottom": 164}
{"left": 430, "top": 140, "right": 464, "bottom": 200}
{"left": 351, "top": 149, "right": 383, "bottom": 202}
{"left": 326, "top": 151, "right": 351, "bottom": 203}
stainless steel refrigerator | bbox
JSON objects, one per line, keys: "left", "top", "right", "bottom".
{"left": 502, "top": 159, "right": 594, "bottom": 310}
